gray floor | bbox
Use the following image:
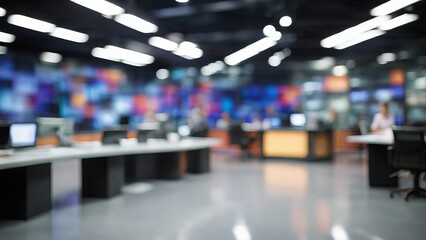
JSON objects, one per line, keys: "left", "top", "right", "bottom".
{"left": 0, "top": 151, "right": 425, "bottom": 240}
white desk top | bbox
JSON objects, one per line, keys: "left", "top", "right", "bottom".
{"left": 0, "top": 138, "right": 221, "bottom": 171}
{"left": 347, "top": 134, "right": 426, "bottom": 145}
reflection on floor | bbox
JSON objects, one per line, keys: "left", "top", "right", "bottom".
{"left": 0, "top": 151, "right": 425, "bottom": 240}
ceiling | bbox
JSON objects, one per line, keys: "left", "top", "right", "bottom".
{"left": 0, "top": 0, "right": 425, "bottom": 74}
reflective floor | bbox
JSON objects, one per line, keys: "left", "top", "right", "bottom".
{"left": 0, "top": 151, "right": 425, "bottom": 240}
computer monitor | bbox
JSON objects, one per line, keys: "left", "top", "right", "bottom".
{"left": 36, "top": 117, "right": 74, "bottom": 136}
{"left": 9, "top": 122, "right": 37, "bottom": 148}
{"left": 290, "top": 114, "right": 306, "bottom": 127}
{"left": 101, "top": 129, "right": 128, "bottom": 145}
{"left": 0, "top": 123, "right": 11, "bottom": 149}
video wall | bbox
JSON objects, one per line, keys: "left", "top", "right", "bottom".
{"left": 0, "top": 56, "right": 302, "bottom": 131}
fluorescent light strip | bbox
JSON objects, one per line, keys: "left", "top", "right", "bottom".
{"left": 172, "top": 41, "right": 203, "bottom": 59}
{"left": 321, "top": 16, "right": 390, "bottom": 48}
{"left": 40, "top": 52, "right": 62, "bottom": 63}
{"left": 148, "top": 36, "right": 178, "bottom": 51}
{"left": 0, "top": 7, "right": 6, "bottom": 17}
{"left": 69, "top": 0, "right": 124, "bottom": 17}
{"left": 370, "top": 0, "right": 421, "bottom": 16}
{"left": 379, "top": 13, "right": 419, "bottom": 31}
{"left": 0, "top": 46, "right": 7, "bottom": 54}
{"left": 91, "top": 47, "right": 120, "bottom": 62}
{"left": 92, "top": 46, "right": 154, "bottom": 66}
{"left": 50, "top": 27, "right": 89, "bottom": 43}
{"left": 0, "top": 31, "right": 15, "bottom": 43}
{"left": 335, "top": 30, "right": 385, "bottom": 49}
{"left": 7, "top": 14, "right": 56, "bottom": 33}
{"left": 104, "top": 45, "right": 154, "bottom": 64}
{"left": 224, "top": 37, "right": 277, "bottom": 65}
{"left": 114, "top": 13, "right": 158, "bottom": 34}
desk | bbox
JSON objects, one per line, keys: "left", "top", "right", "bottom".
{"left": 347, "top": 134, "right": 426, "bottom": 188}
{"left": 0, "top": 138, "right": 220, "bottom": 220}
{"left": 262, "top": 129, "right": 333, "bottom": 160}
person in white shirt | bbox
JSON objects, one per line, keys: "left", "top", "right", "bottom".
{"left": 370, "top": 102, "right": 395, "bottom": 133}
{"left": 216, "top": 112, "right": 231, "bottom": 129}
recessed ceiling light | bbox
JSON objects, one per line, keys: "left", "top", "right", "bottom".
{"left": 0, "top": 31, "right": 15, "bottom": 43}
{"left": 0, "top": 46, "right": 7, "bottom": 54}
{"left": 114, "top": 13, "right": 158, "bottom": 34}
{"left": 148, "top": 36, "right": 178, "bottom": 51}
{"left": 49, "top": 27, "right": 89, "bottom": 43}
{"left": 0, "top": 7, "right": 6, "bottom": 17}
{"left": 69, "top": 0, "right": 124, "bottom": 17}
{"left": 279, "top": 16, "right": 292, "bottom": 27}
{"left": 40, "top": 52, "right": 62, "bottom": 64}
{"left": 156, "top": 69, "right": 170, "bottom": 80}
{"left": 370, "top": 0, "right": 421, "bottom": 16}
{"left": 263, "top": 25, "right": 276, "bottom": 37}
{"left": 8, "top": 14, "right": 55, "bottom": 33}
{"left": 332, "top": 65, "right": 348, "bottom": 76}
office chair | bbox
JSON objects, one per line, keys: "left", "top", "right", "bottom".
{"left": 228, "top": 123, "right": 254, "bottom": 160}
{"left": 388, "top": 127, "right": 426, "bottom": 201}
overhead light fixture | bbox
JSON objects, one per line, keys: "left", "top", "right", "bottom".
{"left": 379, "top": 13, "right": 418, "bottom": 31}
{"left": 148, "top": 36, "right": 178, "bottom": 51}
{"left": 334, "top": 29, "right": 385, "bottom": 49}
{"left": 114, "top": 13, "right": 158, "bottom": 33}
{"left": 200, "top": 61, "right": 226, "bottom": 76}
{"left": 7, "top": 14, "right": 56, "bottom": 33}
{"left": 91, "top": 47, "right": 120, "bottom": 62}
{"left": 40, "top": 52, "right": 62, "bottom": 64}
{"left": 156, "top": 69, "right": 170, "bottom": 80}
{"left": 279, "top": 16, "right": 292, "bottom": 27}
{"left": 69, "top": 0, "right": 124, "bottom": 17}
{"left": 173, "top": 41, "right": 203, "bottom": 59}
{"left": 92, "top": 45, "right": 154, "bottom": 66}
{"left": 105, "top": 45, "right": 154, "bottom": 64}
{"left": 0, "top": 46, "right": 7, "bottom": 54}
{"left": 224, "top": 37, "right": 277, "bottom": 66}
{"left": 176, "top": 0, "right": 190, "bottom": 3}
{"left": 49, "top": 27, "right": 89, "bottom": 43}
{"left": 370, "top": 0, "right": 421, "bottom": 16}
{"left": 263, "top": 25, "right": 276, "bottom": 37}
{"left": 377, "top": 52, "right": 396, "bottom": 64}
{"left": 0, "top": 7, "right": 6, "bottom": 17}
{"left": 332, "top": 65, "right": 348, "bottom": 76}
{"left": 321, "top": 16, "right": 390, "bottom": 48}
{"left": 268, "top": 55, "right": 281, "bottom": 67}
{"left": 0, "top": 31, "right": 15, "bottom": 43}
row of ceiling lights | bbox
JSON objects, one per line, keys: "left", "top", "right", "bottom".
{"left": 0, "top": 0, "right": 204, "bottom": 67}
{"left": 321, "top": 0, "right": 420, "bottom": 49}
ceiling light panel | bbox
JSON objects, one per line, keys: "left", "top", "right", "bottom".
{"left": 370, "top": 0, "right": 421, "bottom": 16}
{"left": 69, "top": 0, "right": 124, "bottom": 17}
{"left": 148, "top": 36, "right": 178, "bottom": 51}
{"left": 0, "top": 7, "right": 6, "bottom": 17}
{"left": 0, "top": 31, "right": 15, "bottom": 43}
{"left": 50, "top": 27, "right": 89, "bottom": 43}
{"left": 114, "top": 13, "right": 158, "bottom": 34}
{"left": 40, "top": 52, "right": 62, "bottom": 63}
{"left": 7, "top": 14, "right": 56, "bottom": 33}
{"left": 379, "top": 13, "right": 419, "bottom": 31}
{"left": 321, "top": 16, "right": 390, "bottom": 48}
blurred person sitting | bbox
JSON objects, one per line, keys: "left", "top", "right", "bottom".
{"left": 216, "top": 112, "right": 232, "bottom": 129}
{"left": 370, "top": 102, "right": 394, "bottom": 133}
{"left": 188, "top": 102, "right": 208, "bottom": 137}
{"left": 262, "top": 106, "right": 281, "bottom": 129}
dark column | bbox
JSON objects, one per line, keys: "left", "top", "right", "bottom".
{"left": 125, "top": 154, "right": 157, "bottom": 183}
{"left": 156, "top": 152, "right": 185, "bottom": 180}
{"left": 186, "top": 148, "right": 210, "bottom": 173}
{"left": 368, "top": 144, "right": 398, "bottom": 187}
{"left": 0, "top": 163, "right": 52, "bottom": 220}
{"left": 81, "top": 156, "right": 124, "bottom": 198}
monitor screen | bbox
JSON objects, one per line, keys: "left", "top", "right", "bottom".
{"left": 101, "top": 129, "right": 128, "bottom": 145}
{"left": 290, "top": 114, "right": 306, "bottom": 127}
{"left": 10, "top": 123, "right": 37, "bottom": 148}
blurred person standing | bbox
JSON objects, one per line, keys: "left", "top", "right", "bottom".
{"left": 188, "top": 102, "right": 207, "bottom": 137}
